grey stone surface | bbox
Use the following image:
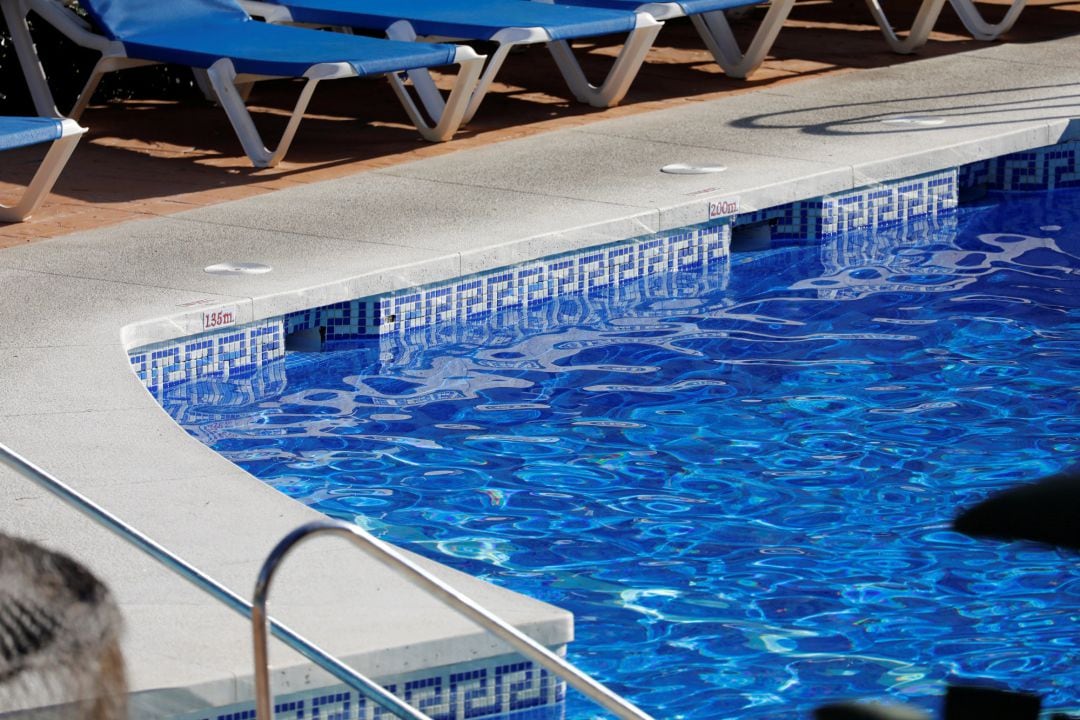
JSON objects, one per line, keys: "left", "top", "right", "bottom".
{"left": 0, "top": 216, "right": 441, "bottom": 296}
{"left": 1, "top": 30, "right": 1078, "bottom": 719}
{"left": 0, "top": 267, "right": 246, "bottom": 349}
{"left": 182, "top": 174, "right": 659, "bottom": 254}
{"left": 968, "top": 36, "right": 1080, "bottom": 70}
{"left": 381, "top": 129, "right": 852, "bottom": 231}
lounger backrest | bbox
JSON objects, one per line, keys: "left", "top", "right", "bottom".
{"left": 77, "top": 0, "right": 249, "bottom": 39}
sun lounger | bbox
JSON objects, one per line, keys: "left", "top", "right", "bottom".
{"left": 541, "top": 0, "right": 795, "bottom": 78}
{"left": 0, "top": 0, "right": 485, "bottom": 167}
{"left": 0, "top": 116, "right": 85, "bottom": 222}
{"left": 865, "top": 0, "right": 1026, "bottom": 53}
{"left": 242, "top": 0, "right": 662, "bottom": 124}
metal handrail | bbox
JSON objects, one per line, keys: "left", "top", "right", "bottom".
{"left": 0, "top": 441, "right": 432, "bottom": 719}
{"left": 253, "top": 520, "right": 655, "bottom": 720}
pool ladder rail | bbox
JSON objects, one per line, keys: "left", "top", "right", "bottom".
{"left": 0, "top": 441, "right": 654, "bottom": 720}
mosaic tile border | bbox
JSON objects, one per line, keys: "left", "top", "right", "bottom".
{"left": 130, "top": 319, "right": 284, "bottom": 397}
{"left": 379, "top": 222, "right": 728, "bottom": 338}
{"left": 129, "top": 160, "right": 973, "bottom": 393}
{"left": 172, "top": 657, "right": 566, "bottom": 720}
{"left": 959, "top": 140, "right": 1080, "bottom": 193}
{"left": 734, "top": 168, "right": 958, "bottom": 241}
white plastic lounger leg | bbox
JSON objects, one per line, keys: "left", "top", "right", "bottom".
{"left": 459, "top": 38, "right": 527, "bottom": 124}
{"left": 69, "top": 56, "right": 155, "bottom": 120}
{"left": 863, "top": 0, "right": 948, "bottom": 53}
{"left": 385, "top": 21, "right": 449, "bottom": 122}
{"left": 206, "top": 58, "right": 333, "bottom": 167}
{"left": 387, "top": 45, "right": 486, "bottom": 142}
{"left": 1, "top": 0, "right": 60, "bottom": 116}
{"left": 2, "top": 0, "right": 151, "bottom": 117}
{"left": 546, "top": 13, "right": 662, "bottom": 107}
{"left": 193, "top": 69, "right": 255, "bottom": 105}
{"left": 948, "top": 0, "right": 1026, "bottom": 40}
{"left": 0, "top": 119, "right": 86, "bottom": 222}
{"left": 688, "top": 0, "right": 795, "bottom": 79}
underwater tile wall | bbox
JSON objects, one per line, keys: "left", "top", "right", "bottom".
{"left": 734, "top": 168, "right": 958, "bottom": 240}
{"left": 130, "top": 319, "right": 283, "bottom": 397}
{"left": 379, "top": 222, "right": 728, "bottom": 338}
{"left": 959, "top": 139, "right": 1080, "bottom": 192}
{"left": 172, "top": 658, "right": 565, "bottom": 720}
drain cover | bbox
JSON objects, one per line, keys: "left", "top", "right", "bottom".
{"left": 661, "top": 163, "right": 727, "bottom": 175}
{"left": 204, "top": 262, "right": 273, "bottom": 276}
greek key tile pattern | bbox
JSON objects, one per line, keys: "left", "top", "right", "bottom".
{"left": 821, "top": 169, "right": 957, "bottom": 235}
{"left": 171, "top": 659, "right": 565, "bottom": 720}
{"left": 734, "top": 169, "right": 957, "bottom": 241}
{"left": 378, "top": 258, "right": 732, "bottom": 368}
{"left": 959, "top": 140, "right": 1080, "bottom": 192}
{"left": 285, "top": 299, "right": 382, "bottom": 341}
{"left": 380, "top": 223, "right": 728, "bottom": 339}
{"left": 129, "top": 319, "right": 284, "bottom": 397}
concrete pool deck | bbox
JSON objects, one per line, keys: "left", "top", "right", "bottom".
{"left": 1, "top": 16, "right": 1079, "bottom": 720}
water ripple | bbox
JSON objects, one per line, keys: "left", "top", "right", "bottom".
{"left": 163, "top": 191, "right": 1080, "bottom": 719}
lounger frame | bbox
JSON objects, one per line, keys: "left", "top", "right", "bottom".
{"left": 0, "top": 0, "right": 485, "bottom": 167}
{"left": 865, "top": 0, "right": 1027, "bottom": 53}
{"left": 539, "top": 0, "right": 796, "bottom": 79}
{"left": 0, "top": 118, "right": 86, "bottom": 222}
{"left": 243, "top": 0, "right": 663, "bottom": 124}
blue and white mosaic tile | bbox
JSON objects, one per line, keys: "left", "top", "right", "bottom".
{"left": 172, "top": 658, "right": 565, "bottom": 720}
{"left": 129, "top": 319, "right": 284, "bottom": 397}
{"left": 959, "top": 140, "right": 1080, "bottom": 192}
{"left": 380, "top": 222, "right": 728, "bottom": 338}
{"left": 285, "top": 299, "right": 382, "bottom": 342}
{"left": 734, "top": 169, "right": 957, "bottom": 240}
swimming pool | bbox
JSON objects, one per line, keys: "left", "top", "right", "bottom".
{"left": 162, "top": 188, "right": 1079, "bottom": 719}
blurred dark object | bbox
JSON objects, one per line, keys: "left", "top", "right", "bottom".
{"left": 943, "top": 685, "right": 1041, "bottom": 720}
{"left": 0, "top": 1, "right": 199, "bottom": 115}
{"left": 814, "top": 701, "right": 930, "bottom": 720}
{"left": 0, "top": 532, "right": 126, "bottom": 719}
{"left": 953, "top": 468, "right": 1080, "bottom": 550}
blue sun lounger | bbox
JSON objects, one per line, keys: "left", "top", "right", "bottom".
{"left": 0, "top": 0, "right": 485, "bottom": 167}
{"left": 242, "top": 0, "right": 662, "bottom": 124}
{"left": 0, "top": 117, "right": 86, "bottom": 222}
{"left": 540, "top": 0, "right": 795, "bottom": 78}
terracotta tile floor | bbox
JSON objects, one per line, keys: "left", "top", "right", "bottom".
{"left": 1, "top": 0, "right": 1077, "bottom": 247}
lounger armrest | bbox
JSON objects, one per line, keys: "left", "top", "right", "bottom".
{"left": 237, "top": 0, "right": 295, "bottom": 23}
{"left": 451, "top": 44, "right": 485, "bottom": 65}
{"left": 633, "top": 11, "right": 664, "bottom": 29}
{"left": 489, "top": 26, "right": 554, "bottom": 44}
{"left": 302, "top": 62, "right": 361, "bottom": 81}
{"left": 58, "top": 117, "right": 89, "bottom": 139}
{"left": 636, "top": 2, "right": 684, "bottom": 20}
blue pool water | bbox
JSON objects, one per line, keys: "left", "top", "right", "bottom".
{"left": 164, "top": 189, "right": 1080, "bottom": 719}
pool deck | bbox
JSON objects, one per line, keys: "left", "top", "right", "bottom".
{"left": 1, "top": 8, "right": 1079, "bottom": 718}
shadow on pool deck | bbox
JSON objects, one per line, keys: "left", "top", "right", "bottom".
{"left": 1, "top": 0, "right": 1078, "bottom": 246}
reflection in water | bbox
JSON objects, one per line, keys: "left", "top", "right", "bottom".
{"left": 163, "top": 191, "right": 1080, "bottom": 720}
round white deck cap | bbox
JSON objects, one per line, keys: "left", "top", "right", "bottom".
{"left": 881, "top": 116, "right": 947, "bottom": 126}
{"left": 660, "top": 163, "right": 727, "bottom": 175}
{"left": 204, "top": 262, "right": 273, "bottom": 276}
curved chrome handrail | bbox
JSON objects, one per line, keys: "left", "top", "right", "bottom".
{"left": 0, "top": 442, "right": 429, "bottom": 720}
{"left": 253, "top": 520, "right": 656, "bottom": 720}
